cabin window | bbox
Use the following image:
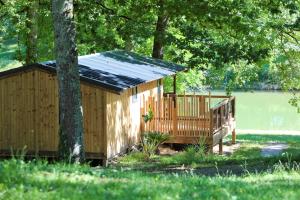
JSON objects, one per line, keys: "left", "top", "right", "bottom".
{"left": 132, "top": 87, "right": 138, "bottom": 103}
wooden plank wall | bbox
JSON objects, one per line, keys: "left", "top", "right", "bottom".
{"left": 0, "top": 69, "right": 105, "bottom": 158}
{"left": 81, "top": 83, "right": 105, "bottom": 154}
{"left": 0, "top": 70, "right": 36, "bottom": 151}
{"left": 105, "top": 80, "right": 160, "bottom": 158}
{"left": 34, "top": 70, "right": 59, "bottom": 152}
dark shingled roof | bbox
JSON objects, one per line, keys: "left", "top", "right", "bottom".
{"left": 41, "top": 50, "right": 185, "bottom": 93}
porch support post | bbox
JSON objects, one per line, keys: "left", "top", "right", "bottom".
{"left": 232, "top": 129, "right": 236, "bottom": 144}
{"left": 172, "top": 99, "right": 178, "bottom": 135}
{"left": 102, "top": 158, "right": 108, "bottom": 167}
{"left": 173, "top": 74, "right": 176, "bottom": 94}
{"left": 219, "top": 139, "right": 223, "bottom": 155}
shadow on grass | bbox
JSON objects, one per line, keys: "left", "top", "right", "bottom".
{"left": 1, "top": 159, "right": 300, "bottom": 200}
{"left": 115, "top": 135, "right": 300, "bottom": 176}
{"left": 123, "top": 152, "right": 300, "bottom": 176}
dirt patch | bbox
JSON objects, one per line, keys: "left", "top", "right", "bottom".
{"left": 159, "top": 142, "right": 242, "bottom": 156}
{"left": 158, "top": 144, "right": 179, "bottom": 155}
{"left": 213, "top": 142, "right": 241, "bottom": 155}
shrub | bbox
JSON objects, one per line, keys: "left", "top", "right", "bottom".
{"left": 142, "top": 106, "right": 153, "bottom": 123}
{"left": 141, "top": 131, "right": 170, "bottom": 160}
{"left": 175, "top": 137, "right": 207, "bottom": 165}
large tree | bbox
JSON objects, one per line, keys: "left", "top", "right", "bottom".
{"left": 52, "top": 0, "right": 85, "bottom": 162}
{"left": 152, "top": 0, "right": 169, "bottom": 59}
{"left": 25, "top": 0, "right": 38, "bottom": 64}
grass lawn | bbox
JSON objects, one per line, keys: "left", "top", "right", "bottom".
{"left": 0, "top": 134, "right": 300, "bottom": 200}
{"left": 116, "top": 134, "right": 300, "bottom": 172}
{"left": 0, "top": 36, "right": 22, "bottom": 71}
{"left": 0, "top": 159, "right": 299, "bottom": 200}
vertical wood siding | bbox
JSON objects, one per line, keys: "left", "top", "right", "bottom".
{"left": 0, "top": 69, "right": 105, "bottom": 158}
{"left": 81, "top": 83, "right": 105, "bottom": 154}
{"left": 0, "top": 70, "right": 36, "bottom": 151}
{"left": 34, "top": 70, "right": 59, "bottom": 151}
{"left": 105, "top": 80, "right": 161, "bottom": 158}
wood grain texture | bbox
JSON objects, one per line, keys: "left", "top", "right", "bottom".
{"left": 105, "top": 80, "right": 160, "bottom": 158}
{"left": 0, "top": 69, "right": 106, "bottom": 158}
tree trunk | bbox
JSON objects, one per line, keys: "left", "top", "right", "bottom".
{"left": 52, "top": 0, "right": 85, "bottom": 163}
{"left": 25, "top": 0, "right": 38, "bottom": 64}
{"left": 124, "top": 35, "right": 133, "bottom": 51}
{"left": 152, "top": 0, "right": 169, "bottom": 59}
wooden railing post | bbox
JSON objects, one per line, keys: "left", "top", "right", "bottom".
{"left": 220, "top": 106, "right": 223, "bottom": 127}
{"left": 147, "top": 93, "right": 236, "bottom": 147}
{"left": 216, "top": 110, "right": 219, "bottom": 130}
{"left": 219, "top": 138, "right": 223, "bottom": 155}
{"left": 209, "top": 108, "right": 214, "bottom": 136}
{"left": 232, "top": 129, "right": 236, "bottom": 144}
{"left": 172, "top": 97, "right": 177, "bottom": 136}
{"left": 232, "top": 97, "right": 236, "bottom": 118}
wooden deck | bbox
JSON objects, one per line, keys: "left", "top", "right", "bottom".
{"left": 140, "top": 94, "right": 236, "bottom": 153}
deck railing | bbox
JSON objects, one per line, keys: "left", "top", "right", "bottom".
{"left": 140, "top": 94, "right": 235, "bottom": 143}
{"left": 210, "top": 96, "right": 235, "bottom": 134}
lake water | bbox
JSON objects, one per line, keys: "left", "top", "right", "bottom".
{"left": 211, "top": 91, "right": 300, "bottom": 132}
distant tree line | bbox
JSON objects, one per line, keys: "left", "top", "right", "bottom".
{"left": 0, "top": 0, "right": 299, "bottom": 93}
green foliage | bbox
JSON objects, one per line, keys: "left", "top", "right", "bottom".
{"left": 141, "top": 131, "right": 170, "bottom": 160}
{"left": 289, "top": 95, "right": 300, "bottom": 113}
{"left": 164, "top": 69, "right": 205, "bottom": 93}
{"left": 178, "top": 146, "right": 203, "bottom": 165}
{"left": 1, "top": 0, "right": 300, "bottom": 106}
{"left": 0, "top": 0, "right": 53, "bottom": 64}
{"left": 0, "top": 37, "right": 22, "bottom": 69}
{"left": 0, "top": 159, "right": 26, "bottom": 185}
{"left": 117, "top": 152, "right": 146, "bottom": 164}
{"left": 163, "top": 138, "right": 207, "bottom": 166}
{"left": 205, "top": 61, "right": 261, "bottom": 94}
{"left": 142, "top": 106, "right": 153, "bottom": 123}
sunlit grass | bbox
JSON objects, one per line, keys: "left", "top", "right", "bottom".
{"left": 0, "top": 158, "right": 299, "bottom": 200}
{"left": 116, "top": 134, "right": 300, "bottom": 171}
{"left": 232, "top": 134, "right": 300, "bottom": 143}
{"left": 0, "top": 61, "right": 22, "bottom": 71}
{"left": 0, "top": 135, "right": 299, "bottom": 199}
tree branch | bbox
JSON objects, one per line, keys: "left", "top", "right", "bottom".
{"left": 96, "top": 0, "right": 132, "bottom": 21}
{"left": 283, "top": 31, "right": 299, "bottom": 45}
{"left": 93, "top": 0, "right": 156, "bottom": 26}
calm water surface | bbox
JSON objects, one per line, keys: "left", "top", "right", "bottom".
{"left": 211, "top": 91, "right": 300, "bottom": 131}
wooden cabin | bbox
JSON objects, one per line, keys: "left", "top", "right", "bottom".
{"left": 0, "top": 50, "right": 236, "bottom": 162}
{"left": 0, "top": 50, "right": 185, "bottom": 161}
